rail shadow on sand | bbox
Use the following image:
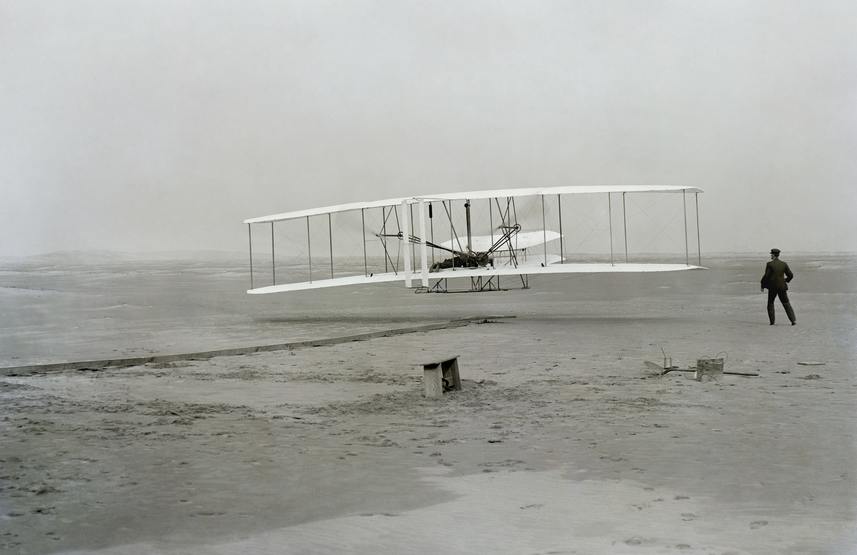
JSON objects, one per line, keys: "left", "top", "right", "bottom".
{"left": 0, "top": 316, "right": 513, "bottom": 376}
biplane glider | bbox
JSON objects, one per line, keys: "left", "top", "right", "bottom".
{"left": 244, "top": 185, "right": 704, "bottom": 294}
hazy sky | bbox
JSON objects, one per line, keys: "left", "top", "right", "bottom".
{"left": 2, "top": 0, "right": 855, "bottom": 257}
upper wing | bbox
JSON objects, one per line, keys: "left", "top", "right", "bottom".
{"left": 244, "top": 185, "right": 703, "bottom": 224}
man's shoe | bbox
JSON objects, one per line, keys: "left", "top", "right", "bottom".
{"left": 791, "top": 321, "right": 796, "bottom": 326}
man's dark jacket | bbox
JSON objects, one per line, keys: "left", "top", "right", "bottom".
{"left": 761, "top": 258, "right": 793, "bottom": 291}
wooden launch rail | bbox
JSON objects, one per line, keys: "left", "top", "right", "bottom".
{"left": 0, "top": 316, "right": 513, "bottom": 376}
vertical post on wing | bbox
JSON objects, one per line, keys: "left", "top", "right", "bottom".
{"left": 248, "top": 223, "right": 254, "bottom": 289}
{"left": 381, "top": 207, "right": 388, "bottom": 274}
{"left": 488, "top": 198, "right": 494, "bottom": 246}
{"left": 557, "top": 194, "right": 564, "bottom": 264}
{"left": 446, "top": 201, "right": 454, "bottom": 269}
{"left": 409, "top": 204, "right": 416, "bottom": 265}
{"left": 465, "top": 199, "right": 472, "bottom": 252}
{"left": 695, "top": 192, "right": 702, "bottom": 266}
{"left": 683, "top": 189, "right": 689, "bottom": 266}
{"left": 429, "top": 202, "right": 435, "bottom": 266}
{"left": 418, "top": 199, "right": 428, "bottom": 286}
{"left": 306, "top": 216, "right": 312, "bottom": 283}
{"left": 541, "top": 194, "right": 547, "bottom": 265}
{"left": 608, "top": 193, "right": 614, "bottom": 266}
{"left": 271, "top": 222, "right": 276, "bottom": 285}
{"left": 361, "top": 208, "right": 368, "bottom": 277}
{"left": 622, "top": 192, "right": 629, "bottom": 263}
{"left": 401, "top": 199, "right": 412, "bottom": 287}
{"left": 328, "top": 213, "right": 334, "bottom": 279}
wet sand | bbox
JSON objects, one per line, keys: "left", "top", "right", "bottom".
{"left": 1, "top": 255, "right": 856, "bottom": 554}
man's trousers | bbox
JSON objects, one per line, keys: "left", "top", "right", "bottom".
{"left": 767, "top": 288, "right": 796, "bottom": 325}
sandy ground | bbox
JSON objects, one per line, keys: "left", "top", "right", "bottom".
{"left": 2, "top": 288, "right": 856, "bottom": 554}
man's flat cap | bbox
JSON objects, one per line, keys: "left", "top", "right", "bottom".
{"left": 770, "top": 248, "right": 781, "bottom": 255}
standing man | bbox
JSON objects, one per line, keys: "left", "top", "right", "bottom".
{"left": 761, "top": 248, "right": 796, "bottom": 325}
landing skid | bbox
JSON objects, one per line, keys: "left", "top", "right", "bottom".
{"left": 414, "top": 274, "right": 529, "bottom": 294}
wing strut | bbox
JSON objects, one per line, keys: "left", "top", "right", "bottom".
{"left": 381, "top": 207, "right": 387, "bottom": 273}
{"left": 608, "top": 193, "right": 614, "bottom": 266}
{"left": 409, "top": 203, "right": 416, "bottom": 266}
{"left": 271, "top": 222, "right": 276, "bottom": 285}
{"left": 441, "top": 201, "right": 466, "bottom": 257}
{"left": 465, "top": 199, "right": 472, "bottom": 252}
{"left": 418, "top": 200, "right": 429, "bottom": 286}
{"left": 361, "top": 208, "right": 368, "bottom": 277}
{"left": 379, "top": 207, "right": 399, "bottom": 275}
{"left": 401, "top": 200, "right": 411, "bottom": 287}
{"left": 622, "top": 192, "right": 629, "bottom": 263}
{"left": 429, "top": 202, "right": 435, "bottom": 266}
{"left": 306, "top": 216, "right": 312, "bottom": 283}
{"left": 557, "top": 194, "right": 564, "bottom": 264}
{"left": 248, "top": 223, "right": 254, "bottom": 289}
{"left": 683, "top": 189, "right": 689, "bottom": 266}
{"left": 328, "top": 213, "right": 334, "bottom": 278}
{"left": 488, "top": 198, "right": 494, "bottom": 247}
{"left": 541, "top": 195, "right": 547, "bottom": 265}
{"left": 695, "top": 193, "right": 702, "bottom": 266}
